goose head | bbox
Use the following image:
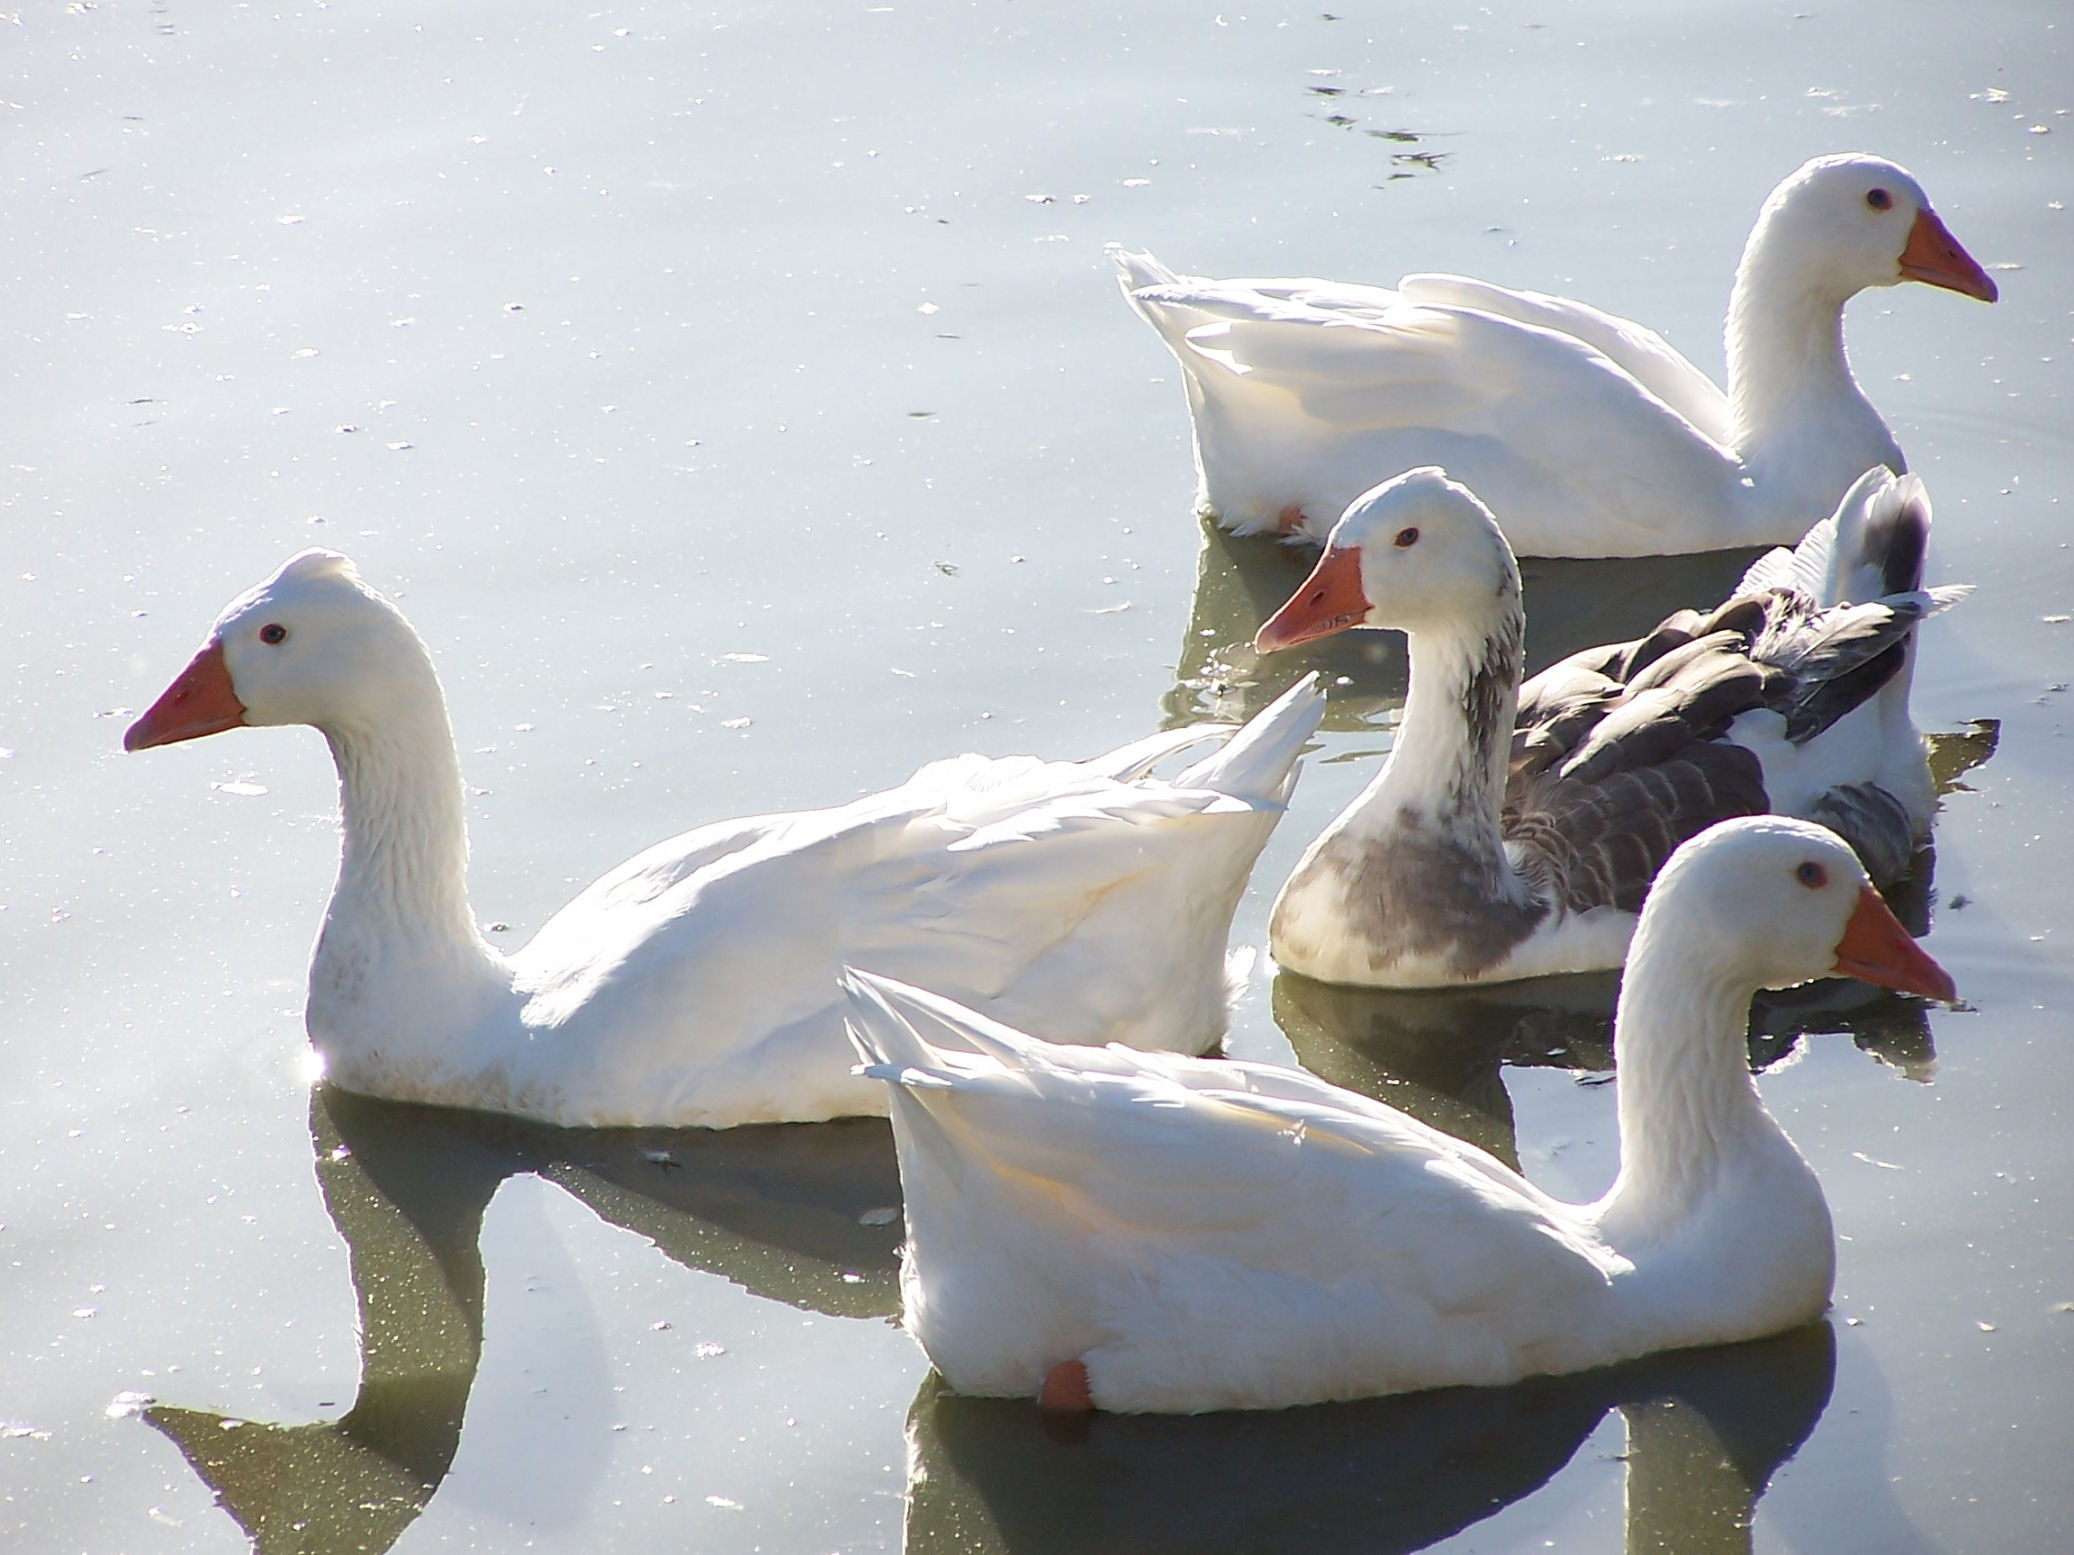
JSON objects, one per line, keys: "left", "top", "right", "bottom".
{"left": 1639, "top": 817, "right": 1954, "bottom": 1002}
{"left": 126, "top": 549, "right": 431, "bottom": 751}
{"left": 1749, "top": 153, "right": 1997, "bottom": 305}
{"left": 1252, "top": 468, "right": 1519, "bottom": 653}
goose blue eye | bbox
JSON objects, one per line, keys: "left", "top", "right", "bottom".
{"left": 260, "top": 623, "right": 288, "bottom": 645}
{"left": 1394, "top": 527, "right": 1420, "bottom": 548}
{"left": 1866, "top": 188, "right": 1892, "bottom": 211}
{"left": 1795, "top": 861, "right": 1827, "bottom": 888}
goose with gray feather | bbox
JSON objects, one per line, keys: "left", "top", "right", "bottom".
{"left": 1253, "top": 466, "right": 1962, "bottom": 989}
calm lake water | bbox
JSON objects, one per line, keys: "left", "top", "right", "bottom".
{"left": 4, "top": 2, "right": 2069, "bottom": 1551}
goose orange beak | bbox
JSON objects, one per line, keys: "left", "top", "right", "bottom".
{"left": 1831, "top": 884, "right": 1956, "bottom": 1003}
{"left": 125, "top": 640, "right": 246, "bottom": 751}
{"left": 1898, "top": 207, "right": 1997, "bottom": 303}
{"left": 1253, "top": 547, "right": 1370, "bottom": 654}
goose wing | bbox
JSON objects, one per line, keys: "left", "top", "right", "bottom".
{"left": 1507, "top": 630, "right": 1771, "bottom": 915}
{"left": 846, "top": 973, "right": 1618, "bottom": 1409}
{"left": 1169, "top": 290, "right": 1745, "bottom": 551}
{"left": 1509, "top": 575, "right": 1960, "bottom": 908}
{"left": 505, "top": 689, "right": 1321, "bottom": 1121}
{"left": 1397, "top": 273, "right": 1732, "bottom": 441}
{"left": 1738, "top": 467, "right": 1932, "bottom": 606}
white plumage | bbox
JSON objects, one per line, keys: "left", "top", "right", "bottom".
{"left": 126, "top": 549, "right": 1324, "bottom": 1128}
{"left": 1116, "top": 153, "right": 1997, "bottom": 557}
{"left": 846, "top": 816, "right": 1954, "bottom": 1414}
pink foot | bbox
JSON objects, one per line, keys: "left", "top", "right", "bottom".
{"left": 1039, "top": 1359, "right": 1093, "bottom": 1412}
{"left": 1275, "top": 503, "right": 1307, "bottom": 537}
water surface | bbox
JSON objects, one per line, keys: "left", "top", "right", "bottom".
{"left": 4, "top": 2, "right": 2069, "bottom": 1551}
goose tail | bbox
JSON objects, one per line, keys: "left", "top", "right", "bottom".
{"left": 1175, "top": 673, "right": 1325, "bottom": 804}
{"left": 843, "top": 967, "right": 954, "bottom": 1084}
{"left": 844, "top": 967, "right": 1039, "bottom": 1083}
{"left": 1079, "top": 723, "right": 1234, "bottom": 784}
{"left": 1740, "top": 467, "right": 1935, "bottom": 607}
{"left": 1108, "top": 245, "right": 1182, "bottom": 296}
{"left": 1832, "top": 469, "right": 1931, "bottom": 602}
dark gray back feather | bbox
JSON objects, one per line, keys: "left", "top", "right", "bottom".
{"left": 1806, "top": 781, "right": 1917, "bottom": 887}
{"left": 1507, "top": 741, "right": 1767, "bottom": 915}
{"left": 1501, "top": 579, "right": 1934, "bottom": 914}
{"left": 1747, "top": 592, "right": 1927, "bottom": 741}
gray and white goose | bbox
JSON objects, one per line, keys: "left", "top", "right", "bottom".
{"left": 1253, "top": 466, "right": 1963, "bottom": 989}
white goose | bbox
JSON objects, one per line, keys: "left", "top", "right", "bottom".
{"left": 1116, "top": 153, "right": 1997, "bottom": 556}
{"left": 1253, "top": 467, "right": 1962, "bottom": 989}
{"left": 125, "top": 549, "right": 1325, "bottom": 1128}
{"left": 844, "top": 816, "right": 1956, "bottom": 1415}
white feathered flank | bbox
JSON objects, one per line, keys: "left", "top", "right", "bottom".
{"left": 126, "top": 550, "right": 1324, "bottom": 1128}
{"left": 1116, "top": 153, "right": 1997, "bottom": 556}
{"left": 844, "top": 816, "right": 1954, "bottom": 1414}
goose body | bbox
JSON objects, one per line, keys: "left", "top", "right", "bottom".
{"left": 1254, "top": 467, "right": 1961, "bottom": 989}
{"left": 844, "top": 819, "right": 1954, "bottom": 1414}
{"left": 1116, "top": 153, "right": 1996, "bottom": 556}
{"left": 126, "top": 550, "right": 1325, "bottom": 1128}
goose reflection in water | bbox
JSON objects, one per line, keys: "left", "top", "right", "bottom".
{"left": 134, "top": 707, "right": 1991, "bottom": 1553}
{"left": 904, "top": 1322, "right": 1833, "bottom": 1555}
{"left": 143, "top": 1086, "right": 902, "bottom": 1555}
{"left": 1272, "top": 912, "right": 1951, "bottom": 1126}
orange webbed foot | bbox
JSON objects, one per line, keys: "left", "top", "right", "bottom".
{"left": 1038, "top": 1358, "right": 1093, "bottom": 1413}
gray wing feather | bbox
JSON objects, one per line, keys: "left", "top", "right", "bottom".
{"left": 1506, "top": 633, "right": 1769, "bottom": 916}
{"left": 1504, "top": 475, "right": 1961, "bottom": 908}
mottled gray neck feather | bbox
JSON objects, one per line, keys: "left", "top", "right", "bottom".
{"left": 1355, "top": 596, "right": 1524, "bottom": 853}
{"left": 1269, "top": 579, "right": 1539, "bottom": 981}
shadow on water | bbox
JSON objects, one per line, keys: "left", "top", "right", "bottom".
{"left": 1160, "top": 518, "right": 1765, "bottom": 731}
{"left": 904, "top": 1321, "right": 1835, "bottom": 1555}
{"left": 137, "top": 701, "right": 1993, "bottom": 1553}
{"left": 1271, "top": 968, "right": 1621, "bottom": 1171}
{"left": 1159, "top": 520, "right": 1405, "bottom": 732}
{"left": 1924, "top": 717, "right": 2000, "bottom": 796}
{"left": 144, "top": 1087, "right": 902, "bottom": 1555}
{"left": 1272, "top": 905, "right": 1951, "bottom": 1118}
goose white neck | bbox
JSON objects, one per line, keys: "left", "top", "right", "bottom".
{"left": 1593, "top": 928, "right": 1781, "bottom": 1241}
{"left": 322, "top": 699, "right": 482, "bottom": 954}
{"left": 304, "top": 653, "right": 506, "bottom": 1077}
{"left": 1723, "top": 238, "right": 1870, "bottom": 456}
